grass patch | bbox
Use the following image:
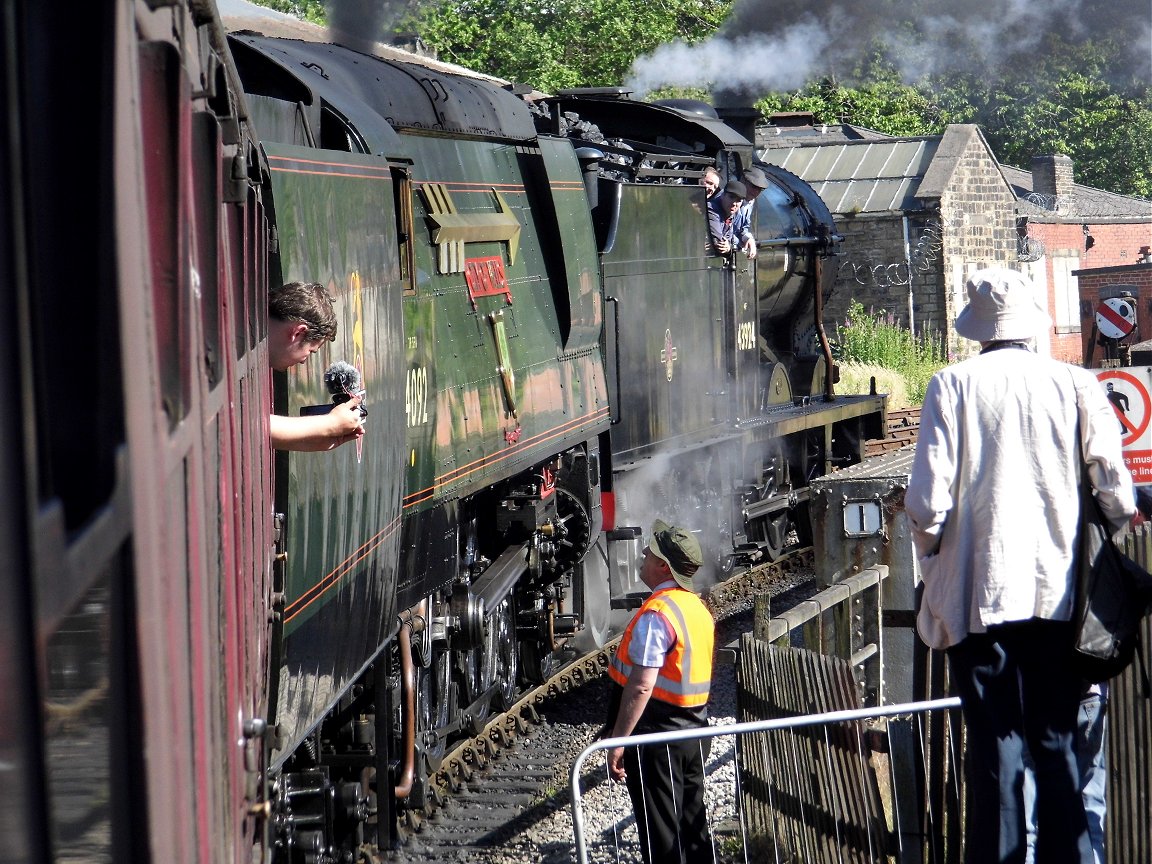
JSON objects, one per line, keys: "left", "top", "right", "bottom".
{"left": 833, "top": 300, "right": 947, "bottom": 405}
{"left": 837, "top": 362, "right": 912, "bottom": 409}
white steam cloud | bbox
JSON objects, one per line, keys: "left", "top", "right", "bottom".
{"left": 625, "top": 0, "right": 1151, "bottom": 98}
{"left": 626, "top": 22, "right": 831, "bottom": 97}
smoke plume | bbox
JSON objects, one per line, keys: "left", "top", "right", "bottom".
{"left": 626, "top": 0, "right": 1152, "bottom": 99}
{"left": 327, "top": 0, "right": 417, "bottom": 55}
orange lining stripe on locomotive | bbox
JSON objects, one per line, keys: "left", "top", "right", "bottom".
{"left": 402, "top": 406, "right": 609, "bottom": 509}
{"left": 283, "top": 516, "right": 402, "bottom": 624}
{"left": 411, "top": 179, "right": 584, "bottom": 192}
{"left": 269, "top": 166, "right": 394, "bottom": 182}
{"left": 403, "top": 407, "right": 606, "bottom": 505}
{"left": 267, "top": 154, "right": 393, "bottom": 175}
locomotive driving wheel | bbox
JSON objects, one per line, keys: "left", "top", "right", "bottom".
{"left": 415, "top": 645, "right": 452, "bottom": 769}
{"left": 491, "top": 599, "right": 519, "bottom": 709}
{"left": 760, "top": 512, "right": 791, "bottom": 560}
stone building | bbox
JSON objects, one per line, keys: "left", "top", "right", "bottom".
{"left": 752, "top": 113, "right": 1152, "bottom": 364}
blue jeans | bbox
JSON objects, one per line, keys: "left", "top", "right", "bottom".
{"left": 947, "top": 619, "right": 1092, "bottom": 864}
{"left": 1025, "top": 687, "right": 1108, "bottom": 864}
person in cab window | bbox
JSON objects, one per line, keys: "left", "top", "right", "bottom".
{"left": 732, "top": 166, "right": 768, "bottom": 260}
{"left": 700, "top": 166, "right": 721, "bottom": 200}
{"left": 707, "top": 179, "right": 745, "bottom": 256}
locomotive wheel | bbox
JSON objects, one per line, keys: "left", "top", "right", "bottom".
{"left": 519, "top": 638, "right": 555, "bottom": 685}
{"left": 460, "top": 645, "right": 492, "bottom": 726}
{"left": 492, "top": 600, "right": 518, "bottom": 709}
{"left": 416, "top": 647, "right": 452, "bottom": 768}
{"left": 761, "top": 512, "right": 790, "bottom": 560}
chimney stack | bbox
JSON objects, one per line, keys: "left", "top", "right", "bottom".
{"left": 713, "top": 105, "right": 760, "bottom": 146}
{"left": 1031, "top": 154, "right": 1074, "bottom": 202}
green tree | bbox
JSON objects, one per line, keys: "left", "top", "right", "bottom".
{"left": 253, "top": 0, "right": 327, "bottom": 24}
{"left": 971, "top": 38, "right": 1152, "bottom": 198}
{"left": 406, "top": 0, "right": 733, "bottom": 92}
{"left": 754, "top": 54, "right": 977, "bottom": 139}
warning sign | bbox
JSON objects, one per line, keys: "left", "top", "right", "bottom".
{"left": 1096, "top": 368, "right": 1152, "bottom": 483}
{"left": 1095, "top": 297, "right": 1137, "bottom": 340}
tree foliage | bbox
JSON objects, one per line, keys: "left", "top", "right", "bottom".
{"left": 254, "top": 0, "right": 327, "bottom": 24}
{"left": 245, "top": 2, "right": 1151, "bottom": 199}
{"left": 753, "top": 55, "right": 977, "bottom": 139}
{"left": 405, "top": 0, "right": 733, "bottom": 93}
{"left": 753, "top": 39, "right": 1152, "bottom": 198}
{"left": 971, "top": 37, "right": 1152, "bottom": 198}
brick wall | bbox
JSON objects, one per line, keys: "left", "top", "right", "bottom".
{"left": 1020, "top": 222, "right": 1152, "bottom": 363}
{"left": 1076, "top": 264, "right": 1152, "bottom": 366}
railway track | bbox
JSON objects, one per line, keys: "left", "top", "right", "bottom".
{"left": 393, "top": 547, "right": 816, "bottom": 859}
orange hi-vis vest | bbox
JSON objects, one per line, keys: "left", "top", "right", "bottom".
{"left": 608, "top": 587, "right": 714, "bottom": 707}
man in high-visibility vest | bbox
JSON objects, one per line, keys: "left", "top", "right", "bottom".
{"left": 606, "top": 520, "right": 715, "bottom": 864}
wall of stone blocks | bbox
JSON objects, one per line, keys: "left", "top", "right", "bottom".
{"left": 936, "top": 145, "right": 1019, "bottom": 359}
{"left": 825, "top": 214, "right": 948, "bottom": 352}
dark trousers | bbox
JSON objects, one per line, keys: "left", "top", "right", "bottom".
{"left": 623, "top": 737, "right": 714, "bottom": 864}
{"left": 947, "top": 618, "right": 1091, "bottom": 864}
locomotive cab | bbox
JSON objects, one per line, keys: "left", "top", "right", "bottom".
{"left": 533, "top": 90, "right": 884, "bottom": 581}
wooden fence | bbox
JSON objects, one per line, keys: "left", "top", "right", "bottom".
{"left": 737, "top": 523, "right": 1152, "bottom": 863}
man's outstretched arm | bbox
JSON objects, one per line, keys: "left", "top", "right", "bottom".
{"left": 269, "top": 398, "right": 364, "bottom": 452}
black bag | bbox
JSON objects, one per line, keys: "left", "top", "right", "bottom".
{"left": 1072, "top": 478, "right": 1152, "bottom": 683}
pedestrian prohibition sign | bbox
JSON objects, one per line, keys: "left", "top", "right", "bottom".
{"left": 1096, "top": 368, "right": 1152, "bottom": 483}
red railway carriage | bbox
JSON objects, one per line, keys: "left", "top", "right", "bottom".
{"left": 0, "top": 1, "right": 887, "bottom": 861}
{"left": 0, "top": 1, "right": 274, "bottom": 861}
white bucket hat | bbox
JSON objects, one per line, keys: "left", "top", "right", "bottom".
{"left": 954, "top": 268, "right": 1051, "bottom": 342}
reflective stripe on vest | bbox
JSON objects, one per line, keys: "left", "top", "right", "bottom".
{"left": 608, "top": 587, "right": 714, "bottom": 707}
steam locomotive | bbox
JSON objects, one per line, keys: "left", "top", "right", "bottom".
{"left": 1, "top": 1, "right": 884, "bottom": 862}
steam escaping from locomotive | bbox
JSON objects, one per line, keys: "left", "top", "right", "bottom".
{"left": 626, "top": 0, "right": 1151, "bottom": 98}
{"left": 626, "top": 23, "right": 830, "bottom": 97}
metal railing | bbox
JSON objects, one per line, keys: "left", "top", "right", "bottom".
{"left": 570, "top": 698, "right": 961, "bottom": 864}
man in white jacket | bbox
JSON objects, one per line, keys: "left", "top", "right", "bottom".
{"left": 906, "top": 267, "right": 1135, "bottom": 864}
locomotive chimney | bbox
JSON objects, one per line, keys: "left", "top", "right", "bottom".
{"left": 712, "top": 87, "right": 760, "bottom": 145}
{"left": 714, "top": 105, "right": 760, "bottom": 145}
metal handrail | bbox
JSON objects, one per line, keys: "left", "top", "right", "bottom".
{"left": 569, "top": 696, "right": 963, "bottom": 864}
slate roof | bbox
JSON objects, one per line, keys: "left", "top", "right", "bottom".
{"left": 1000, "top": 164, "right": 1152, "bottom": 222}
{"left": 759, "top": 137, "right": 940, "bottom": 214}
{"left": 755, "top": 122, "right": 889, "bottom": 149}
{"left": 757, "top": 121, "right": 1152, "bottom": 222}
